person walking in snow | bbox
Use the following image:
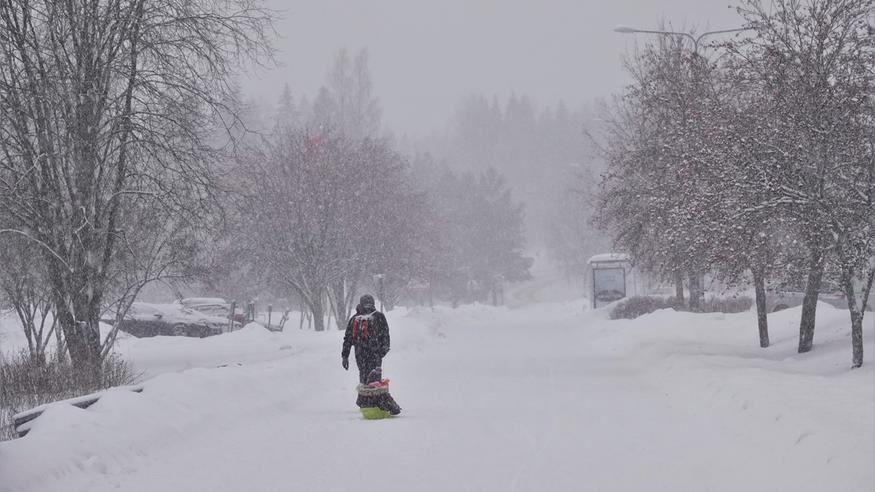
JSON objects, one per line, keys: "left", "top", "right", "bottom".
{"left": 341, "top": 294, "right": 390, "bottom": 384}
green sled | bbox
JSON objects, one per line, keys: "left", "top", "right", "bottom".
{"left": 360, "top": 407, "right": 391, "bottom": 420}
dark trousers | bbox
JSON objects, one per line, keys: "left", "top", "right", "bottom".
{"left": 355, "top": 351, "right": 382, "bottom": 384}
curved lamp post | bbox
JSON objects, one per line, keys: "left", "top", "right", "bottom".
{"left": 613, "top": 25, "right": 747, "bottom": 53}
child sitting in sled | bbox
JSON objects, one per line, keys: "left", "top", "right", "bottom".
{"left": 356, "top": 367, "right": 401, "bottom": 418}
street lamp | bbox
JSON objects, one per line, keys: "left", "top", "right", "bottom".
{"left": 613, "top": 25, "right": 747, "bottom": 53}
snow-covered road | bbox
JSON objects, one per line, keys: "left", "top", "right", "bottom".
{"left": 1, "top": 301, "right": 872, "bottom": 492}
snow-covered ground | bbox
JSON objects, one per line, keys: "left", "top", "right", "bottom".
{"left": 1, "top": 299, "right": 872, "bottom": 492}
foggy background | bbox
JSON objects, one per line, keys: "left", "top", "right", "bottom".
{"left": 235, "top": 0, "right": 742, "bottom": 263}
{"left": 243, "top": 0, "right": 740, "bottom": 136}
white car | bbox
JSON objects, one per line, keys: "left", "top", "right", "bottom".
{"left": 179, "top": 297, "right": 247, "bottom": 324}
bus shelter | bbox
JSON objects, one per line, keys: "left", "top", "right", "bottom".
{"left": 588, "top": 253, "right": 635, "bottom": 309}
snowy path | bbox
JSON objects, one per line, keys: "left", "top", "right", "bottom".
{"left": 1, "top": 302, "right": 872, "bottom": 492}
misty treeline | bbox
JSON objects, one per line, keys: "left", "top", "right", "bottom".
{"left": 595, "top": 0, "right": 874, "bottom": 367}
{"left": 408, "top": 93, "right": 610, "bottom": 279}
{"left": 207, "top": 48, "right": 531, "bottom": 331}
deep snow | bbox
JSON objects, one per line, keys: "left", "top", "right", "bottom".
{"left": 0, "top": 299, "right": 873, "bottom": 492}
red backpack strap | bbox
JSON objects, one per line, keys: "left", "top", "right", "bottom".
{"left": 352, "top": 318, "right": 359, "bottom": 340}
{"left": 362, "top": 319, "right": 369, "bottom": 339}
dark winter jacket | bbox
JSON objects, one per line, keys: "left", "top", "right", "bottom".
{"left": 341, "top": 307, "right": 390, "bottom": 361}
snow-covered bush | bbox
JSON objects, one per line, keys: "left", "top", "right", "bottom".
{"left": 699, "top": 297, "right": 753, "bottom": 315}
{"left": 610, "top": 295, "right": 753, "bottom": 319}
{"left": 609, "top": 296, "right": 679, "bottom": 320}
{"left": 0, "top": 351, "right": 138, "bottom": 441}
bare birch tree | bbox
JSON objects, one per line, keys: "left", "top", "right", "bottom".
{"left": 0, "top": 0, "right": 274, "bottom": 374}
{"left": 240, "top": 129, "right": 426, "bottom": 331}
{"left": 0, "top": 235, "right": 58, "bottom": 364}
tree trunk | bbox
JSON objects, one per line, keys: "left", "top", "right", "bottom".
{"left": 36, "top": 305, "right": 55, "bottom": 363}
{"left": 57, "top": 315, "right": 101, "bottom": 380}
{"left": 42, "top": 243, "right": 103, "bottom": 376}
{"left": 842, "top": 263, "right": 873, "bottom": 369}
{"left": 12, "top": 303, "right": 37, "bottom": 359}
{"left": 850, "top": 310, "right": 864, "bottom": 368}
{"left": 328, "top": 279, "right": 356, "bottom": 330}
{"left": 309, "top": 294, "right": 325, "bottom": 332}
{"left": 798, "top": 249, "right": 825, "bottom": 353}
{"left": 752, "top": 267, "right": 769, "bottom": 348}
{"left": 51, "top": 285, "right": 101, "bottom": 374}
{"left": 55, "top": 319, "right": 67, "bottom": 364}
{"left": 687, "top": 271, "right": 703, "bottom": 311}
{"left": 674, "top": 271, "right": 685, "bottom": 306}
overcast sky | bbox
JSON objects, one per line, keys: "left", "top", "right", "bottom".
{"left": 242, "top": 0, "right": 742, "bottom": 136}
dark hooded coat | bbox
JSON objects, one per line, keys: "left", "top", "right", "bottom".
{"left": 341, "top": 305, "right": 390, "bottom": 384}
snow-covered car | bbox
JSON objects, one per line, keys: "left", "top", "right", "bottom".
{"left": 180, "top": 297, "right": 246, "bottom": 324}
{"left": 114, "top": 302, "right": 236, "bottom": 338}
{"left": 766, "top": 291, "right": 871, "bottom": 312}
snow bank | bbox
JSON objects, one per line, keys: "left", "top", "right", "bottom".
{"left": 0, "top": 301, "right": 872, "bottom": 492}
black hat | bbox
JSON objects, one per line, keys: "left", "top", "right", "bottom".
{"left": 360, "top": 294, "right": 375, "bottom": 310}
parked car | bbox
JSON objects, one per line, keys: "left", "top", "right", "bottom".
{"left": 179, "top": 297, "right": 247, "bottom": 324}
{"left": 113, "top": 302, "right": 237, "bottom": 338}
